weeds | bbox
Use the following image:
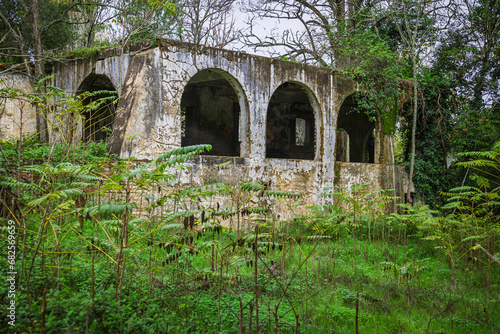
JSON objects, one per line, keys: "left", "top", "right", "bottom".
{"left": 0, "top": 94, "right": 499, "bottom": 333}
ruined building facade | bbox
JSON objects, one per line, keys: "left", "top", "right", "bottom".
{"left": 1, "top": 39, "right": 408, "bottom": 205}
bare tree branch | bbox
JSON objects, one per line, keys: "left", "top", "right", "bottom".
{"left": 179, "top": 0, "right": 240, "bottom": 48}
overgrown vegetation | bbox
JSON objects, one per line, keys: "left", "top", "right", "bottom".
{"left": 1, "top": 0, "right": 500, "bottom": 332}
{"left": 1, "top": 128, "right": 499, "bottom": 332}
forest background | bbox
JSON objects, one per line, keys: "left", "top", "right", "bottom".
{"left": 0, "top": 1, "right": 500, "bottom": 333}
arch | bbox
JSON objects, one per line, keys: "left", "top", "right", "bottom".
{"left": 76, "top": 73, "right": 117, "bottom": 142}
{"left": 180, "top": 68, "right": 248, "bottom": 157}
{"left": 265, "top": 82, "right": 318, "bottom": 160}
{"left": 336, "top": 94, "right": 375, "bottom": 163}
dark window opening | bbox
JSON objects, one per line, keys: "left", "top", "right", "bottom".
{"left": 266, "top": 82, "right": 316, "bottom": 160}
{"left": 181, "top": 69, "right": 240, "bottom": 156}
{"left": 295, "top": 117, "right": 307, "bottom": 146}
{"left": 77, "top": 74, "right": 117, "bottom": 142}
{"left": 336, "top": 94, "right": 375, "bottom": 163}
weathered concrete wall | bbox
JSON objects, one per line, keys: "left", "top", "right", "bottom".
{"left": 46, "top": 45, "right": 131, "bottom": 142}
{"left": 89, "top": 40, "right": 340, "bottom": 205}
{"left": 0, "top": 73, "right": 36, "bottom": 140}
{"left": 49, "top": 48, "right": 129, "bottom": 96}
{"left": 334, "top": 162, "right": 409, "bottom": 208}
{"left": 0, "top": 39, "right": 408, "bottom": 208}
{"left": 107, "top": 47, "right": 162, "bottom": 157}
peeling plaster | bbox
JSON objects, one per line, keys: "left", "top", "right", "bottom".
{"left": 0, "top": 74, "right": 36, "bottom": 140}
{"left": 0, "top": 39, "right": 409, "bottom": 208}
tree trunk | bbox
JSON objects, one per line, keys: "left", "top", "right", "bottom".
{"left": 407, "top": 55, "right": 418, "bottom": 204}
{"left": 29, "top": 0, "right": 49, "bottom": 142}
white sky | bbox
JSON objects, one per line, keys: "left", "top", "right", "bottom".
{"left": 228, "top": 5, "right": 300, "bottom": 57}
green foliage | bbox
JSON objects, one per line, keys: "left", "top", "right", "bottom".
{"left": 0, "top": 75, "right": 119, "bottom": 164}
{"left": 401, "top": 0, "right": 500, "bottom": 205}
{"left": 60, "top": 45, "right": 115, "bottom": 61}
{"left": 440, "top": 141, "right": 500, "bottom": 253}
{"left": 1, "top": 175, "right": 499, "bottom": 332}
{"left": 456, "top": 141, "right": 500, "bottom": 188}
{"left": 1, "top": 1, "right": 499, "bottom": 331}
{"left": 337, "top": 26, "right": 408, "bottom": 135}
{"left": 337, "top": 28, "right": 403, "bottom": 79}
{"left": 0, "top": 0, "right": 75, "bottom": 64}
{"left": 397, "top": 64, "right": 497, "bottom": 207}
{"left": 0, "top": 137, "right": 115, "bottom": 165}
{"left": 108, "top": 0, "right": 180, "bottom": 44}
{"left": 433, "top": 0, "right": 500, "bottom": 108}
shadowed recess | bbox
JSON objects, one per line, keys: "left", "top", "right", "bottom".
{"left": 181, "top": 69, "right": 241, "bottom": 156}
{"left": 77, "top": 73, "right": 117, "bottom": 142}
{"left": 336, "top": 94, "right": 375, "bottom": 163}
{"left": 266, "top": 82, "right": 316, "bottom": 160}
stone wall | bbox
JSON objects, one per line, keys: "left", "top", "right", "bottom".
{"left": 334, "top": 162, "right": 409, "bottom": 208}
{"left": 0, "top": 73, "right": 36, "bottom": 140}
{"left": 0, "top": 39, "right": 409, "bottom": 208}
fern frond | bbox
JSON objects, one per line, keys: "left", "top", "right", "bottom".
{"left": 457, "top": 151, "right": 498, "bottom": 160}
{"left": 62, "top": 182, "right": 93, "bottom": 189}
{"left": 469, "top": 174, "right": 490, "bottom": 189}
{"left": 461, "top": 235, "right": 487, "bottom": 242}
{"left": 101, "top": 219, "right": 121, "bottom": 227}
{"left": 458, "top": 159, "right": 499, "bottom": 170}
{"left": 264, "top": 190, "right": 304, "bottom": 199}
{"left": 229, "top": 256, "right": 247, "bottom": 268}
{"left": 160, "top": 223, "right": 184, "bottom": 231}
{"left": 98, "top": 203, "right": 137, "bottom": 215}
{"left": 160, "top": 210, "right": 199, "bottom": 225}
{"left": 0, "top": 179, "right": 43, "bottom": 192}
{"left": 28, "top": 188, "right": 84, "bottom": 206}
{"left": 178, "top": 182, "right": 227, "bottom": 198}
{"left": 155, "top": 145, "right": 212, "bottom": 163}
{"left": 240, "top": 181, "right": 266, "bottom": 192}
{"left": 447, "top": 186, "right": 479, "bottom": 193}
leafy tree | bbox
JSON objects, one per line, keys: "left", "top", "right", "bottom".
{"left": 242, "top": 0, "right": 381, "bottom": 67}
{"left": 73, "top": 0, "right": 118, "bottom": 47}
{"left": 397, "top": 66, "right": 455, "bottom": 205}
{"left": 106, "top": 0, "right": 179, "bottom": 45}
{"left": 97, "top": 0, "right": 178, "bottom": 88}
{"left": 0, "top": 0, "right": 75, "bottom": 68}
{"left": 0, "top": 0, "right": 84, "bottom": 141}
{"left": 399, "top": 0, "right": 500, "bottom": 206}
{"left": 435, "top": 0, "right": 500, "bottom": 109}
{"left": 385, "top": 0, "right": 446, "bottom": 202}
{"left": 242, "top": 0, "right": 411, "bottom": 144}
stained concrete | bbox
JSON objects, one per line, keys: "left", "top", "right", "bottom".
{"left": 0, "top": 73, "right": 36, "bottom": 140}
{"left": 0, "top": 39, "right": 408, "bottom": 207}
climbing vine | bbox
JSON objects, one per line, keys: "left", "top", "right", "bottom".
{"left": 336, "top": 28, "right": 411, "bottom": 135}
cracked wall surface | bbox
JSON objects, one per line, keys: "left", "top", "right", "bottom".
{"left": 0, "top": 39, "right": 408, "bottom": 207}
{"left": 0, "top": 74, "right": 36, "bottom": 140}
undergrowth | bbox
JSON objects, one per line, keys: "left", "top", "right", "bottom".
{"left": 0, "top": 139, "right": 499, "bottom": 333}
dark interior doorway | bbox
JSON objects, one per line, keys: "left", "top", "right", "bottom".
{"left": 336, "top": 94, "right": 375, "bottom": 163}
{"left": 77, "top": 74, "right": 117, "bottom": 142}
{"left": 266, "top": 82, "right": 316, "bottom": 160}
{"left": 181, "top": 69, "right": 240, "bottom": 156}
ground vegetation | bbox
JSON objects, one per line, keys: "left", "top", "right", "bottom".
{"left": 1, "top": 1, "right": 500, "bottom": 333}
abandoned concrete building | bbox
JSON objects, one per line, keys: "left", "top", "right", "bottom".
{"left": 0, "top": 39, "right": 408, "bottom": 206}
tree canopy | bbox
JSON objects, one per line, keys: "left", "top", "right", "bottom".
{"left": 1, "top": 0, "right": 499, "bottom": 206}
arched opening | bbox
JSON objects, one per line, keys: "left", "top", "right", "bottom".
{"left": 181, "top": 69, "right": 242, "bottom": 156}
{"left": 336, "top": 94, "right": 375, "bottom": 163}
{"left": 77, "top": 74, "right": 117, "bottom": 142}
{"left": 266, "top": 82, "right": 316, "bottom": 160}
